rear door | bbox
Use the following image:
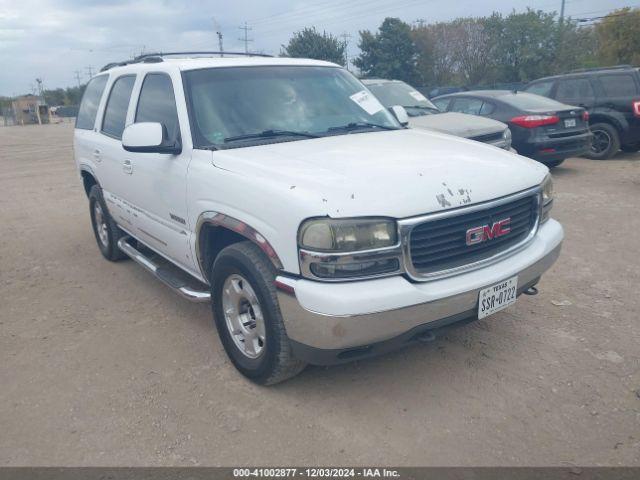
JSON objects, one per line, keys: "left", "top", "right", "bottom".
{"left": 96, "top": 74, "right": 137, "bottom": 229}
{"left": 554, "top": 77, "right": 596, "bottom": 110}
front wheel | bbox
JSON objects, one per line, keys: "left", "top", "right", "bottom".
{"left": 585, "top": 123, "right": 620, "bottom": 160}
{"left": 211, "top": 241, "right": 306, "bottom": 385}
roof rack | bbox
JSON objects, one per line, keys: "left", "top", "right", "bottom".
{"left": 100, "top": 50, "right": 274, "bottom": 72}
{"left": 569, "top": 65, "right": 634, "bottom": 73}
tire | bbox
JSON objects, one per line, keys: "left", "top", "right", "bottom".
{"left": 211, "top": 241, "right": 306, "bottom": 385}
{"left": 621, "top": 143, "right": 640, "bottom": 153}
{"left": 585, "top": 122, "right": 620, "bottom": 160}
{"left": 88, "top": 185, "right": 128, "bottom": 261}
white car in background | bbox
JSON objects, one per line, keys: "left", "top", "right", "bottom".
{"left": 363, "top": 78, "right": 514, "bottom": 151}
{"left": 74, "top": 53, "right": 561, "bottom": 384}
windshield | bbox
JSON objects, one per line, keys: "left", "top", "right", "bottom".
{"left": 365, "top": 81, "right": 440, "bottom": 117}
{"left": 183, "top": 66, "right": 400, "bottom": 149}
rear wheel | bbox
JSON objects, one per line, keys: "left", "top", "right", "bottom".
{"left": 88, "top": 185, "right": 127, "bottom": 261}
{"left": 585, "top": 123, "right": 620, "bottom": 160}
{"left": 211, "top": 241, "right": 306, "bottom": 385}
{"left": 543, "top": 159, "right": 565, "bottom": 168}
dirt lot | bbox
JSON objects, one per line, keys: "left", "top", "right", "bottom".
{"left": 0, "top": 122, "right": 639, "bottom": 467}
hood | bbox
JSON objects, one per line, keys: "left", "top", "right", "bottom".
{"left": 409, "top": 112, "right": 507, "bottom": 138}
{"left": 211, "top": 129, "right": 547, "bottom": 219}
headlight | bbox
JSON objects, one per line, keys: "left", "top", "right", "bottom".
{"left": 502, "top": 127, "right": 512, "bottom": 150}
{"left": 541, "top": 174, "right": 554, "bottom": 222}
{"left": 298, "top": 217, "right": 402, "bottom": 280}
{"left": 299, "top": 218, "right": 397, "bottom": 252}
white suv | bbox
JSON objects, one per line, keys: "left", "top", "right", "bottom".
{"left": 74, "top": 52, "right": 563, "bottom": 384}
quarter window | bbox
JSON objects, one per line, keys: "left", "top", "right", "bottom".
{"left": 76, "top": 75, "right": 108, "bottom": 130}
{"left": 432, "top": 98, "right": 451, "bottom": 111}
{"left": 101, "top": 75, "right": 136, "bottom": 139}
{"left": 599, "top": 74, "right": 638, "bottom": 97}
{"left": 135, "top": 74, "right": 180, "bottom": 143}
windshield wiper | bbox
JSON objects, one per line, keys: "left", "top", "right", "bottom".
{"left": 224, "top": 129, "right": 319, "bottom": 143}
{"left": 404, "top": 105, "right": 440, "bottom": 113}
{"left": 326, "top": 122, "right": 399, "bottom": 133}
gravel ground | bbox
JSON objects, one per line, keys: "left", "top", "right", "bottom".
{"left": 0, "top": 122, "right": 639, "bottom": 467}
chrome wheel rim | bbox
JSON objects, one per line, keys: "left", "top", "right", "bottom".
{"left": 591, "top": 129, "right": 611, "bottom": 154}
{"left": 221, "top": 274, "right": 266, "bottom": 359}
{"left": 93, "top": 202, "right": 109, "bottom": 247}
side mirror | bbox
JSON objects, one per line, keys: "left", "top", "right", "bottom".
{"left": 122, "top": 122, "right": 181, "bottom": 154}
{"left": 390, "top": 105, "right": 409, "bottom": 127}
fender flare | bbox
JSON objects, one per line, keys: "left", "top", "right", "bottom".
{"left": 195, "top": 211, "right": 284, "bottom": 278}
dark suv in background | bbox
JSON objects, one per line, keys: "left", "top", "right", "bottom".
{"left": 524, "top": 65, "right": 640, "bottom": 159}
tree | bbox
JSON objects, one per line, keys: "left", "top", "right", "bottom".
{"left": 596, "top": 8, "right": 640, "bottom": 66}
{"left": 353, "top": 17, "right": 420, "bottom": 84}
{"left": 485, "top": 9, "right": 559, "bottom": 83}
{"left": 282, "top": 27, "right": 346, "bottom": 65}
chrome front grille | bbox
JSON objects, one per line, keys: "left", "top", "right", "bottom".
{"left": 401, "top": 188, "right": 540, "bottom": 280}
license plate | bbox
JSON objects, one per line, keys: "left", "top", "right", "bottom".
{"left": 564, "top": 118, "right": 576, "bottom": 128}
{"left": 478, "top": 276, "right": 518, "bottom": 319}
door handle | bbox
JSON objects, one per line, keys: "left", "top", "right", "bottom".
{"left": 93, "top": 149, "right": 101, "bottom": 162}
{"left": 123, "top": 159, "right": 133, "bottom": 174}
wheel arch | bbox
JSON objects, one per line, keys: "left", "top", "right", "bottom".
{"left": 588, "top": 113, "right": 626, "bottom": 133}
{"left": 79, "top": 165, "right": 99, "bottom": 197}
{"left": 196, "top": 212, "right": 284, "bottom": 282}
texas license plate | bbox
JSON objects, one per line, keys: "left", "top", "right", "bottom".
{"left": 564, "top": 118, "right": 576, "bottom": 128}
{"left": 478, "top": 276, "right": 518, "bottom": 319}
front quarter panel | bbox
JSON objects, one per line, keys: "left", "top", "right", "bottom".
{"left": 187, "top": 149, "right": 319, "bottom": 275}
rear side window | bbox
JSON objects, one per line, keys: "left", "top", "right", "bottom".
{"left": 556, "top": 78, "right": 595, "bottom": 104}
{"left": 599, "top": 74, "right": 638, "bottom": 97}
{"left": 479, "top": 102, "right": 495, "bottom": 115}
{"left": 524, "top": 81, "right": 554, "bottom": 98}
{"left": 76, "top": 75, "right": 108, "bottom": 130}
{"left": 450, "top": 97, "right": 484, "bottom": 115}
{"left": 101, "top": 75, "right": 136, "bottom": 139}
{"left": 135, "top": 74, "right": 180, "bottom": 143}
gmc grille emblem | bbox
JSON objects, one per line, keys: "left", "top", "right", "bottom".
{"left": 466, "top": 218, "right": 511, "bottom": 246}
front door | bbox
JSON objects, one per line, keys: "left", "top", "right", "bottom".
{"left": 120, "top": 72, "right": 195, "bottom": 273}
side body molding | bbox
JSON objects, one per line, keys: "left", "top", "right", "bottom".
{"left": 195, "top": 211, "right": 284, "bottom": 279}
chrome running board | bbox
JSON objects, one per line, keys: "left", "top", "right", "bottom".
{"left": 117, "top": 237, "right": 211, "bottom": 303}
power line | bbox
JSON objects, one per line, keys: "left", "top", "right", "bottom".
{"left": 239, "top": 22, "right": 254, "bottom": 54}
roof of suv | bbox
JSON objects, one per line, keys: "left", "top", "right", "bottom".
{"left": 98, "top": 56, "right": 339, "bottom": 76}
{"left": 529, "top": 65, "right": 640, "bottom": 83}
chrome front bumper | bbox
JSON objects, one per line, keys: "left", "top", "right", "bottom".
{"left": 276, "top": 219, "right": 563, "bottom": 365}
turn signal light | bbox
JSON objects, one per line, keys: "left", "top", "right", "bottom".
{"left": 510, "top": 115, "right": 559, "bottom": 128}
{"left": 582, "top": 110, "right": 590, "bottom": 122}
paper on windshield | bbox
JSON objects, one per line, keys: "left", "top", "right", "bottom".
{"left": 350, "top": 90, "right": 384, "bottom": 115}
{"left": 409, "top": 90, "right": 428, "bottom": 102}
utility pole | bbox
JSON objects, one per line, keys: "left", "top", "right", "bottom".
{"left": 85, "top": 66, "right": 94, "bottom": 79}
{"left": 74, "top": 70, "right": 82, "bottom": 88}
{"left": 559, "top": 0, "right": 566, "bottom": 24}
{"left": 340, "top": 32, "right": 352, "bottom": 70}
{"left": 213, "top": 18, "right": 224, "bottom": 57}
{"left": 239, "top": 22, "right": 253, "bottom": 54}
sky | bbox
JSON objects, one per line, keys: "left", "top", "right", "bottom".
{"left": 0, "top": 0, "right": 636, "bottom": 96}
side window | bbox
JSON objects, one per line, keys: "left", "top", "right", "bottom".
{"left": 135, "top": 73, "right": 180, "bottom": 142}
{"left": 76, "top": 75, "right": 108, "bottom": 130}
{"left": 432, "top": 98, "right": 450, "bottom": 111}
{"left": 599, "top": 74, "right": 638, "bottom": 97}
{"left": 479, "top": 101, "right": 495, "bottom": 115}
{"left": 556, "top": 78, "right": 595, "bottom": 104}
{"left": 524, "top": 81, "right": 554, "bottom": 98}
{"left": 450, "top": 97, "right": 484, "bottom": 115}
{"left": 101, "top": 75, "right": 136, "bottom": 139}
